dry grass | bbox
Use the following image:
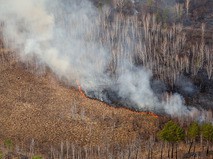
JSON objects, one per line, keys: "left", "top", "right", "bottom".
{"left": 0, "top": 50, "right": 159, "bottom": 152}
{"left": 0, "top": 49, "right": 212, "bottom": 158}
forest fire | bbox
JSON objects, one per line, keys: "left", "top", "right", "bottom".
{"left": 76, "top": 80, "right": 86, "bottom": 98}
{"left": 76, "top": 80, "right": 159, "bottom": 118}
{"left": 147, "top": 112, "right": 159, "bottom": 118}
{"left": 138, "top": 111, "right": 159, "bottom": 118}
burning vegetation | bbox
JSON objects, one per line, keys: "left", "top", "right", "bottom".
{"left": 0, "top": 0, "right": 212, "bottom": 117}
{"left": 0, "top": 0, "right": 213, "bottom": 158}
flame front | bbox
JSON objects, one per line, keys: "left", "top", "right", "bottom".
{"left": 76, "top": 80, "right": 86, "bottom": 98}
{"left": 147, "top": 112, "right": 159, "bottom": 118}
{"left": 139, "top": 111, "right": 159, "bottom": 118}
{"left": 75, "top": 80, "right": 159, "bottom": 118}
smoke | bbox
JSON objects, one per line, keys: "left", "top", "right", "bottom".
{"left": 0, "top": 0, "right": 200, "bottom": 118}
{"left": 175, "top": 75, "right": 198, "bottom": 97}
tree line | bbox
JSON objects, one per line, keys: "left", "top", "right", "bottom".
{"left": 158, "top": 120, "right": 213, "bottom": 158}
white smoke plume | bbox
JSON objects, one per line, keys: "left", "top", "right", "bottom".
{"left": 0, "top": 0, "right": 200, "bottom": 118}
{"left": 0, "top": 0, "right": 110, "bottom": 86}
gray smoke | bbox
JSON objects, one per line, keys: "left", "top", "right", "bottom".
{"left": 175, "top": 75, "right": 198, "bottom": 97}
{"left": 0, "top": 0, "right": 199, "bottom": 118}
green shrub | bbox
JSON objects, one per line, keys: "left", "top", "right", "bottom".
{"left": 32, "top": 155, "right": 43, "bottom": 159}
{"left": 0, "top": 151, "right": 3, "bottom": 159}
{"left": 4, "top": 139, "right": 13, "bottom": 150}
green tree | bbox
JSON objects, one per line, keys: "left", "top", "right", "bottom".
{"left": 187, "top": 122, "right": 199, "bottom": 153}
{"left": 162, "top": 8, "right": 169, "bottom": 24}
{"left": 147, "top": 0, "right": 153, "bottom": 7}
{"left": 158, "top": 121, "right": 185, "bottom": 158}
{"left": 32, "top": 155, "right": 42, "bottom": 159}
{"left": 201, "top": 123, "right": 213, "bottom": 155}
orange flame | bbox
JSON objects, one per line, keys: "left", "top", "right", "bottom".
{"left": 76, "top": 80, "right": 86, "bottom": 98}
{"left": 138, "top": 111, "right": 159, "bottom": 118}
{"left": 147, "top": 112, "right": 159, "bottom": 118}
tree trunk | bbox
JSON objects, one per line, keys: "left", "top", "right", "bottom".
{"left": 148, "top": 141, "right": 151, "bottom": 159}
{"left": 175, "top": 143, "right": 178, "bottom": 159}
{"left": 135, "top": 147, "right": 139, "bottom": 159}
{"left": 188, "top": 141, "right": 193, "bottom": 153}
{"left": 128, "top": 146, "right": 131, "bottom": 159}
{"left": 193, "top": 141, "right": 196, "bottom": 159}
{"left": 206, "top": 140, "right": 209, "bottom": 156}
{"left": 171, "top": 143, "right": 174, "bottom": 158}
{"left": 72, "top": 144, "right": 75, "bottom": 159}
{"left": 160, "top": 142, "right": 163, "bottom": 159}
{"left": 168, "top": 143, "right": 170, "bottom": 158}
{"left": 148, "top": 147, "right": 150, "bottom": 159}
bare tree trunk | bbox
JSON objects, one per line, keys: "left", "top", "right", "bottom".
{"left": 60, "top": 141, "right": 64, "bottom": 159}
{"left": 72, "top": 144, "right": 75, "bottom": 159}
{"left": 66, "top": 141, "right": 69, "bottom": 159}
{"left": 206, "top": 140, "right": 209, "bottom": 156}
{"left": 193, "top": 143, "right": 196, "bottom": 159}
{"left": 188, "top": 141, "right": 193, "bottom": 153}
{"left": 128, "top": 146, "right": 131, "bottom": 159}
{"left": 171, "top": 143, "right": 174, "bottom": 158}
{"left": 84, "top": 147, "right": 88, "bottom": 159}
{"left": 168, "top": 143, "right": 170, "bottom": 158}
{"left": 160, "top": 142, "right": 163, "bottom": 159}
{"left": 135, "top": 147, "right": 139, "bottom": 159}
{"left": 148, "top": 148, "right": 150, "bottom": 159}
{"left": 150, "top": 147, "right": 153, "bottom": 159}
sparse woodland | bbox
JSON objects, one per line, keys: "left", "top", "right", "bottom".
{"left": 88, "top": 0, "right": 213, "bottom": 109}
{"left": 0, "top": 118, "right": 213, "bottom": 158}
{"left": 95, "top": 0, "right": 213, "bottom": 85}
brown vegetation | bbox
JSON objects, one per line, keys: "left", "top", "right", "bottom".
{"left": 0, "top": 49, "right": 160, "bottom": 158}
{"left": 0, "top": 0, "right": 213, "bottom": 158}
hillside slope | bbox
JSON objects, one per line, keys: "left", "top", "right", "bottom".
{"left": 0, "top": 50, "right": 159, "bottom": 153}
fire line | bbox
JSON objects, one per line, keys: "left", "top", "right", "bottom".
{"left": 76, "top": 80, "right": 86, "bottom": 98}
